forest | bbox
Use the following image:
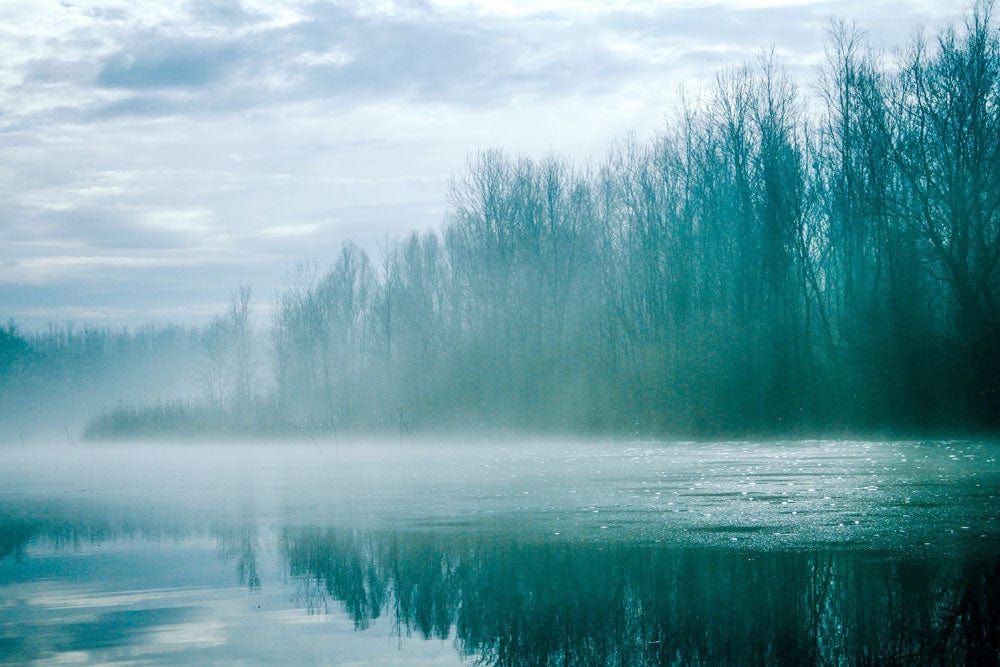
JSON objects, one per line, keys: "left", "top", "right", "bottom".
{"left": 4, "top": 6, "right": 999, "bottom": 441}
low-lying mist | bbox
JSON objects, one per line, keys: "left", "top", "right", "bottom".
{"left": 3, "top": 5, "right": 1000, "bottom": 443}
{"left": 2, "top": 438, "right": 996, "bottom": 550}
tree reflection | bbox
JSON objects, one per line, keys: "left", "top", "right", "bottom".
{"left": 0, "top": 519, "right": 37, "bottom": 561}
{"left": 214, "top": 524, "right": 262, "bottom": 591}
{"left": 283, "top": 528, "right": 387, "bottom": 628}
{"left": 0, "top": 502, "right": 265, "bottom": 594}
{"left": 2, "top": 510, "right": 996, "bottom": 664}
{"left": 281, "top": 528, "right": 1000, "bottom": 665}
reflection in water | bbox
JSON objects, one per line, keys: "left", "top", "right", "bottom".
{"left": 0, "top": 519, "right": 34, "bottom": 561}
{"left": 282, "top": 528, "right": 1000, "bottom": 666}
{"left": 1, "top": 504, "right": 999, "bottom": 664}
{"left": 216, "top": 524, "right": 262, "bottom": 591}
{"left": 0, "top": 501, "right": 205, "bottom": 560}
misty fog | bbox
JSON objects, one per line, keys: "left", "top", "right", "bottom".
{"left": 2, "top": 2, "right": 1000, "bottom": 665}
{"left": 5, "top": 8, "right": 1000, "bottom": 443}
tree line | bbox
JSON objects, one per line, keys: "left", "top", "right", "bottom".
{"left": 260, "top": 6, "right": 1000, "bottom": 436}
{"left": 0, "top": 320, "right": 201, "bottom": 441}
{"left": 14, "top": 4, "right": 1000, "bottom": 440}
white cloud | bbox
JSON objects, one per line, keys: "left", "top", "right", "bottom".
{"left": 0, "top": 0, "right": 968, "bottom": 327}
{"left": 0, "top": 255, "right": 202, "bottom": 285}
{"left": 143, "top": 208, "right": 217, "bottom": 238}
{"left": 260, "top": 223, "right": 322, "bottom": 238}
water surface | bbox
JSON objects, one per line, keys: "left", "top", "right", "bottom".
{"left": 2, "top": 439, "right": 998, "bottom": 664}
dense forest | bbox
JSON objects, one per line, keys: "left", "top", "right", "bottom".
{"left": 4, "top": 6, "right": 1000, "bottom": 440}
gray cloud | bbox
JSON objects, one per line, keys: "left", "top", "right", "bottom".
{"left": 15, "top": 0, "right": 957, "bottom": 127}
{"left": 186, "top": 0, "right": 261, "bottom": 28}
{"left": 44, "top": 206, "right": 205, "bottom": 251}
{"left": 49, "top": 1, "right": 654, "bottom": 120}
{"left": 87, "top": 93, "right": 186, "bottom": 120}
{"left": 97, "top": 36, "right": 245, "bottom": 89}
{"left": 0, "top": 0, "right": 967, "bottom": 327}
{"left": 22, "top": 57, "right": 99, "bottom": 86}
{"left": 85, "top": 6, "right": 130, "bottom": 23}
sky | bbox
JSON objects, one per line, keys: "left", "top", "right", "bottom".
{"left": 0, "top": 0, "right": 966, "bottom": 329}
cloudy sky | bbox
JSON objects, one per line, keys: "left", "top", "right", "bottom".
{"left": 0, "top": 0, "right": 963, "bottom": 328}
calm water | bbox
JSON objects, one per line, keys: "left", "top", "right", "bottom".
{"left": 1, "top": 439, "right": 998, "bottom": 664}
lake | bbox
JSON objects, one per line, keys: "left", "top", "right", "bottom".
{"left": 1, "top": 439, "right": 998, "bottom": 664}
